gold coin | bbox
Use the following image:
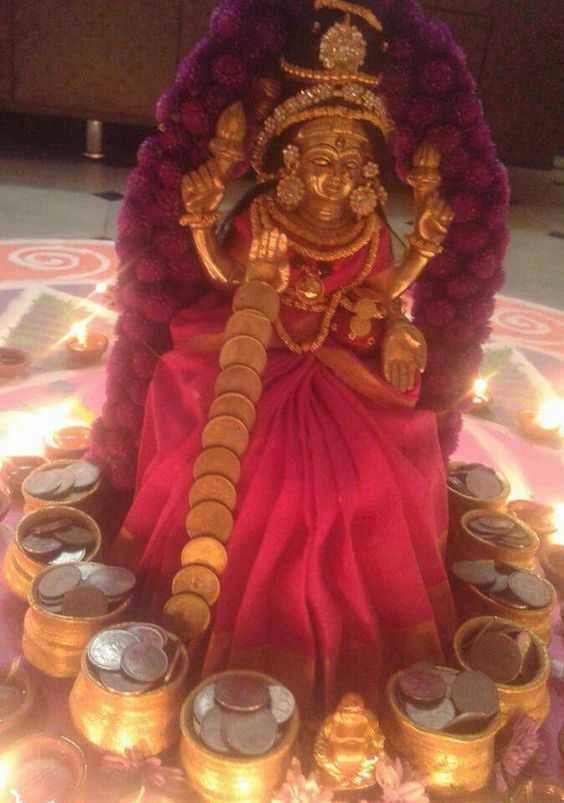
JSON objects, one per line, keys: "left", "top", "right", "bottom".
{"left": 162, "top": 592, "right": 211, "bottom": 641}
{"left": 181, "top": 536, "right": 228, "bottom": 575}
{"left": 354, "top": 298, "right": 385, "bottom": 319}
{"left": 233, "top": 281, "right": 280, "bottom": 322}
{"left": 189, "top": 474, "right": 237, "bottom": 511}
{"left": 202, "top": 415, "right": 250, "bottom": 457}
{"left": 185, "top": 500, "right": 234, "bottom": 542}
{"left": 193, "top": 447, "right": 241, "bottom": 485}
{"left": 210, "top": 392, "right": 256, "bottom": 431}
{"left": 214, "top": 364, "right": 262, "bottom": 404}
{"left": 220, "top": 335, "right": 267, "bottom": 376}
{"left": 171, "top": 565, "right": 221, "bottom": 605}
{"left": 350, "top": 316, "right": 372, "bottom": 337}
{"left": 225, "top": 310, "right": 272, "bottom": 347}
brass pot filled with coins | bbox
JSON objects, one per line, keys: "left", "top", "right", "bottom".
{"left": 180, "top": 670, "right": 300, "bottom": 803}
{"left": 384, "top": 663, "right": 502, "bottom": 798}
{"left": 69, "top": 621, "right": 188, "bottom": 756}
{"left": 22, "top": 459, "right": 102, "bottom": 515}
{"left": 456, "top": 510, "right": 540, "bottom": 571}
{"left": 22, "top": 563, "right": 135, "bottom": 678}
{"left": 450, "top": 560, "right": 556, "bottom": 644}
{"left": 447, "top": 462, "right": 510, "bottom": 539}
{"left": 3, "top": 504, "right": 101, "bottom": 601}
{"left": 453, "top": 616, "right": 550, "bottom": 733}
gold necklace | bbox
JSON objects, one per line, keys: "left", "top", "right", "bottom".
{"left": 274, "top": 228, "right": 382, "bottom": 353}
{"left": 265, "top": 195, "right": 366, "bottom": 248}
{"left": 252, "top": 196, "right": 377, "bottom": 262}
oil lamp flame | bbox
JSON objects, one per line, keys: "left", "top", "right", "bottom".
{"left": 0, "top": 400, "right": 81, "bottom": 458}
{"left": 67, "top": 320, "right": 89, "bottom": 348}
{"left": 95, "top": 281, "right": 109, "bottom": 294}
{"left": 534, "top": 398, "right": 564, "bottom": 433}
{"left": 473, "top": 378, "right": 488, "bottom": 397}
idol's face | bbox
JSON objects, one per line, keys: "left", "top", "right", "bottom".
{"left": 299, "top": 139, "right": 366, "bottom": 204}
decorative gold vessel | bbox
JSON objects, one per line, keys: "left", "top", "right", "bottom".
{"left": 0, "top": 734, "right": 86, "bottom": 802}
{"left": 22, "top": 566, "right": 131, "bottom": 678}
{"left": 453, "top": 617, "right": 550, "bottom": 732}
{"left": 447, "top": 461, "right": 510, "bottom": 530}
{"left": 3, "top": 505, "right": 101, "bottom": 601}
{"left": 383, "top": 670, "right": 502, "bottom": 798}
{"left": 69, "top": 623, "right": 189, "bottom": 756}
{"left": 452, "top": 563, "right": 556, "bottom": 644}
{"left": 180, "top": 670, "right": 300, "bottom": 803}
{"left": 456, "top": 510, "right": 540, "bottom": 571}
{"left": 0, "top": 658, "right": 38, "bottom": 743}
{"left": 22, "top": 458, "right": 101, "bottom": 515}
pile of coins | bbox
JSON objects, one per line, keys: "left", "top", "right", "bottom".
{"left": 451, "top": 560, "right": 554, "bottom": 610}
{"left": 189, "top": 673, "right": 295, "bottom": 757}
{"left": 0, "top": 680, "right": 25, "bottom": 723}
{"left": 447, "top": 463, "right": 505, "bottom": 500}
{"left": 396, "top": 663, "right": 499, "bottom": 734}
{"left": 163, "top": 281, "right": 280, "bottom": 642}
{"left": 87, "top": 622, "right": 180, "bottom": 694}
{"left": 24, "top": 460, "right": 100, "bottom": 501}
{"left": 459, "top": 621, "right": 539, "bottom": 685}
{"left": 36, "top": 564, "right": 135, "bottom": 616}
{"left": 466, "top": 513, "right": 534, "bottom": 550}
{"left": 20, "top": 516, "right": 96, "bottom": 564}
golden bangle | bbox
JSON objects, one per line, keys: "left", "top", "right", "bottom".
{"left": 407, "top": 234, "right": 443, "bottom": 258}
{"left": 179, "top": 211, "right": 221, "bottom": 229}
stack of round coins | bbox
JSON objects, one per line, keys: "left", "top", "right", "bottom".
{"left": 467, "top": 513, "right": 534, "bottom": 550}
{"left": 460, "top": 620, "right": 539, "bottom": 685}
{"left": 447, "top": 463, "right": 506, "bottom": 501}
{"left": 451, "top": 560, "right": 555, "bottom": 610}
{"left": 396, "top": 663, "right": 499, "bottom": 734}
{"left": 24, "top": 461, "right": 100, "bottom": 502}
{"left": 87, "top": 622, "right": 181, "bottom": 694}
{"left": 189, "top": 672, "right": 295, "bottom": 756}
{"left": 19, "top": 516, "right": 97, "bottom": 565}
{"left": 36, "top": 564, "right": 135, "bottom": 616}
{"left": 0, "top": 681, "right": 25, "bottom": 723}
{"left": 163, "top": 281, "right": 280, "bottom": 642}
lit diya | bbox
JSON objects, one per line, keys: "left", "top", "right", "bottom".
{"left": 0, "top": 734, "right": 86, "bottom": 803}
{"left": 0, "top": 456, "right": 46, "bottom": 497}
{"left": 518, "top": 398, "right": 564, "bottom": 443}
{"left": 507, "top": 499, "right": 557, "bottom": 539}
{"left": 0, "top": 347, "right": 30, "bottom": 379}
{"left": 468, "top": 378, "right": 491, "bottom": 415}
{"left": 45, "top": 425, "right": 92, "bottom": 460}
{"left": 65, "top": 321, "right": 108, "bottom": 366}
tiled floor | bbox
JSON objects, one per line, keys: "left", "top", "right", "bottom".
{"left": 1, "top": 143, "right": 563, "bottom": 309}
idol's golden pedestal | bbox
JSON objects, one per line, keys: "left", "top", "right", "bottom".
{"left": 22, "top": 567, "right": 131, "bottom": 678}
{"left": 2, "top": 505, "right": 101, "bottom": 601}
{"left": 384, "top": 671, "right": 502, "bottom": 798}
{"left": 69, "top": 624, "right": 189, "bottom": 756}
{"left": 455, "top": 510, "right": 540, "bottom": 571}
{"left": 453, "top": 617, "right": 550, "bottom": 734}
{"left": 453, "top": 565, "right": 556, "bottom": 644}
{"left": 180, "top": 670, "right": 300, "bottom": 803}
{"left": 22, "top": 459, "right": 101, "bottom": 515}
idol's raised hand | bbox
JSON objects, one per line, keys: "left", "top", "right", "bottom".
{"left": 415, "top": 191, "right": 454, "bottom": 247}
{"left": 180, "top": 161, "right": 225, "bottom": 223}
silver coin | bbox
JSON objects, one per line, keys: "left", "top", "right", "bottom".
{"left": 269, "top": 685, "right": 296, "bottom": 725}
{"left": 48, "top": 546, "right": 86, "bottom": 565}
{"left": 200, "top": 706, "right": 230, "bottom": 754}
{"left": 223, "top": 708, "right": 278, "bottom": 756}
{"left": 98, "top": 669, "right": 154, "bottom": 695}
{"left": 404, "top": 697, "right": 456, "bottom": 731}
{"left": 127, "top": 624, "right": 167, "bottom": 649}
{"left": 77, "top": 562, "right": 105, "bottom": 581}
{"left": 120, "top": 643, "right": 169, "bottom": 684}
{"left": 193, "top": 683, "right": 216, "bottom": 723}
{"left": 88, "top": 629, "right": 141, "bottom": 672}
{"left": 86, "top": 566, "right": 136, "bottom": 598}
{"left": 69, "top": 461, "right": 100, "bottom": 491}
{"left": 24, "top": 468, "right": 65, "bottom": 499}
{"left": 49, "top": 471, "right": 75, "bottom": 499}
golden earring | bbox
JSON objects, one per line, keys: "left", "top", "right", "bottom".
{"left": 276, "top": 144, "right": 305, "bottom": 211}
{"left": 349, "top": 161, "right": 388, "bottom": 219}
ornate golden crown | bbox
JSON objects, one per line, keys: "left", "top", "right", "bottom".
{"left": 251, "top": 4, "right": 392, "bottom": 180}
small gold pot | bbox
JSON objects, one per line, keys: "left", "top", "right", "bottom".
{"left": 447, "top": 462, "right": 510, "bottom": 530}
{"left": 22, "top": 458, "right": 101, "bottom": 514}
{"left": 69, "top": 623, "right": 189, "bottom": 756}
{"left": 384, "top": 671, "right": 501, "bottom": 798}
{"left": 3, "top": 505, "right": 101, "bottom": 601}
{"left": 453, "top": 617, "right": 550, "bottom": 732}
{"left": 22, "top": 566, "right": 131, "bottom": 678}
{"left": 0, "top": 734, "right": 86, "bottom": 802}
{"left": 180, "top": 670, "right": 300, "bottom": 803}
{"left": 456, "top": 510, "right": 540, "bottom": 570}
{"left": 452, "top": 564, "right": 556, "bottom": 644}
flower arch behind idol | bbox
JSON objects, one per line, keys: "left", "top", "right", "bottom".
{"left": 92, "top": 0, "right": 509, "bottom": 494}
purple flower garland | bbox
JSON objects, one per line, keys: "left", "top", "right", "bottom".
{"left": 92, "top": 0, "right": 509, "bottom": 491}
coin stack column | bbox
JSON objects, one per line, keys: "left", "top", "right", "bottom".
{"left": 162, "top": 281, "right": 280, "bottom": 643}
